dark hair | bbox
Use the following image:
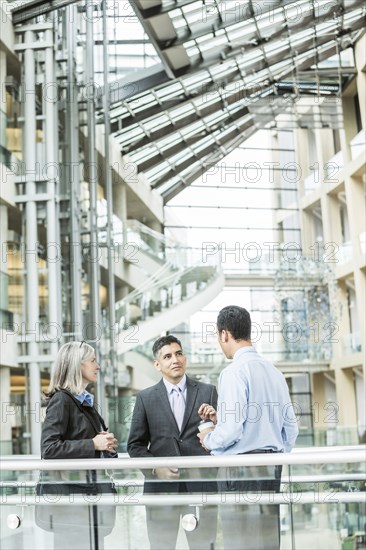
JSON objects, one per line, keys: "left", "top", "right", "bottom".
{"left": 152, "top": 335, "right": 182, "bottom": 359}
{"left": 217, "top": 306, "right": 251, "bottom": 341}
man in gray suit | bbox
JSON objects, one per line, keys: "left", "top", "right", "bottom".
{"left": 128, "top": 335, "right": 218, "bottom": 550}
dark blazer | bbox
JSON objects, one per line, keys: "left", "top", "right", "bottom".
{"left": 37, "top": 390, "right": 116, "bottom": 535}
{"left": 127, "top": 376, "right": 218, "bottom": 493}
{"left": 41, "top": 389, "right": 114, "bottom": 460}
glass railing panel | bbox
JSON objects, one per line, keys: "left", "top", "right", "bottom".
{"left": 1, "top": 448, "right": 365, "bottom": 550}
{"left": 350, "top": 130, "right": 366, "bottom": 161}
{"left": 359, "top": 232, "right": 366, "bottom": 256}
{"left": 0, "top": 145, "right": 12, "bottom": 169}
{"left": 0, "top": 441, "right": 13, "bottom": 455}
{"left": 285, "top": 455, "right": 366, "bottom": 549}
{"left": 0, "top": 271, "right": 9, "bottom": 310}
{"left": 304, "top": 171, "right": 320, "bottom": 194}
{"left": 282, "top": 501, "right": 366, "bottom": 550}
{"left": 342, "top": 332, "right": 362, "bottom": 355}
{"left": 208, "top": 247, "right": 311, "bottom": 275}
{"left": 325, "top": 151, "right": 344, "bottom": 179}
{"left": 337, "top": 241, "right": 353, "bottom": 265}
{"left": 0, "top": 309, "right": 14, "bottom": 330}
{"left": 115, "top": 256, "right": 221, "bottom": 332}
{"left": 309, "top": 426, "right": 362, "bottom": 447}
{"left": 0, "top": 110, "right": 6, "bottom": 148}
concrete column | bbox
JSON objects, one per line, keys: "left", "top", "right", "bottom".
{"left": 44, "top": 29, "right": 61, "bottom": 359}
{"left": 66, "top": 5, "right": 83, "bottom": 339}
{"left": 0, "top": 50, "right": 6, "bottom": 148}
{"left": 102, "top": 1, "right": 117, "bottom": 399}
{"left": 85, "top": 0, "right": 103, "bottom": 407}
{"left": 353, "top": 268, "right": 366, "bottom": 381}
{"left": 24, "top": 30, "right": 41, "bottom": 453}
{"left": 312, "top": 373, "right": 327, "bottom": 429}
{"left": 113, "top": 180, "right": 128, "bottom": 246}
{"left": 334, "top": 367, "right": 357, "bottom": 427}
{"left": 355, "top": 34, "right": 366, "bottom": 129}
{"left": 0, "top": 367, "right": 12, "bottom": 454}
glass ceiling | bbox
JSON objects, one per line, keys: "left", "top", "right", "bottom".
{"left": 96, "top": 0, "right": 365, "bottom": 201}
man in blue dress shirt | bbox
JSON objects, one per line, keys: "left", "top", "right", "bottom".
{"left": 197, "top": 305, "right": 299, "bottom": 550}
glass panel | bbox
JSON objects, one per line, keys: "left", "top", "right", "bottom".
{"left": 1, "top": 450, "right": 365, "bottom": 550}
{"left": 350, "top": 130, "right": 366, "bottom": 160}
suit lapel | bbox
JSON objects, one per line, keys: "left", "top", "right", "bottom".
{"left": 60, "top": 389, "right": 101, "bottom": 434}
{"left": 180, "top": 377, "right": 197, "bottom": 433}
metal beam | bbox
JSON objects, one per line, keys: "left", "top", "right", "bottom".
{"left": 11, "top": 0, "right": 81, "bottom": 25}
{"left": 96, "top": 64, "right": 170, "bottom": 110}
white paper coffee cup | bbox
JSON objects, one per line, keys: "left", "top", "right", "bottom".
{"left": 198, "top": 420, "right": 214, "bottom": 432}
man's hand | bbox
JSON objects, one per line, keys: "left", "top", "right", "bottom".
{"left": 154, "top": 467, "right": 180, "bottom": 480}
{"left": 198, "top": 403, "right": 217, "bottom": 424}
{"left": 197, "top": 428, "right": 213, "bottom": 451}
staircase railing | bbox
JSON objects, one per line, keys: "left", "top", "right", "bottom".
{"left": 115, "top": 251, "right": 221, "bottom": 331}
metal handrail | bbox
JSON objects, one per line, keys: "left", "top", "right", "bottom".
{"left": 1, "top": 472, "right": 365, "bottom": 489}
{"left": 2, "top": 493, "right": 365, "bottom": 507}
{"left": 1, "top": 446, "right": 365, "bottom": 471}
{"left": 126, "top": 219, "right": 178, "bottom": 247}
{"left": 1, "top": 445, "right": 364, "bottom": 461}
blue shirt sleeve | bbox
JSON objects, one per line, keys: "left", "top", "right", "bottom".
{"left": 204, "top": 367, "right": 248, "bottom": 452}
{"left": 281, "top": 400, "right": 299, "bottom": 452}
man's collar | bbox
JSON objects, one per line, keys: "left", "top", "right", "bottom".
{"left": 233, "top": 346, "right": 255, "bottom": 360}
{"left": 163, "top": 374, "right": 187, "bottom": 394}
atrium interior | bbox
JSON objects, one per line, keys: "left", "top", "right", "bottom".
{"left": 0, "top": 1, "right": 365, "bottom": 549}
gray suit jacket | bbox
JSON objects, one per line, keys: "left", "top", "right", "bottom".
{"left": 127, "top": 376, "right": 218, "bottom": 493}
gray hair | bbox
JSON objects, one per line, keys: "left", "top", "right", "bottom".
{"left": 46, "top": 341, "right": 95, "bottom": 397}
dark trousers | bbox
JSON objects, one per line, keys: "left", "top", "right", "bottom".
{"left": 218, "top": 452, "right": 282, "bottom": 550}
{"left": 146, "top": 483, "right": 217, "bottom": 550}
{"left": 54, "top": 529, "right": 105, "bottom": 550}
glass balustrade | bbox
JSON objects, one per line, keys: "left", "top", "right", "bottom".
{"left": 342, "top": 332, "right": 362, "bottom": 355}
{"left": 1, "top": 447, "right": 365, "bottom": 550}
{"left": 115, "top": 254, "right": 221, "bottom": 332}
{"left": 0, "top": 271, "right": 14, "bottom": 330}
{"left": 337, "top": 242, "right": 353, "bottom": 265}
{"left": 359, "top": 233, "right": 366, "bottom": 256}
{"left": 98, "top": 219, "right": 223, "bottom": 358}
{"left": 208, "top": 247, "right": 277, "bottom": 275}
{"left": 325, "top": 151, "right": 344, "bottom": 179}
{"left": 126, "top": 220, "right": 178, "bottom": 263}
{"left": 303, "top": 172, "right": 319, "bottom": 194}
{"left": 107, "top": 219, "right": 223, "bottom": 331}
{"left": 0, "top": 109, "right": 6, "bottom": 149}
{"left": 350, "top": 131, "right": 366, "bottom": 161}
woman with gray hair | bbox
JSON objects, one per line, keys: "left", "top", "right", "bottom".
{"left": 37, "top": 341, "right": 118, "bottom": 549}
{"left": 42, "top": 341, "right": 117, "bottom": 458}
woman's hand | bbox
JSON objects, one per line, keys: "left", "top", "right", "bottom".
{"left": 93, "top": 431, "right": 117, "bottom": 452}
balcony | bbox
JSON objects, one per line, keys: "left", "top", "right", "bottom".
{"left": 0, "top": 446, "right": 365, "bottom": 550}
